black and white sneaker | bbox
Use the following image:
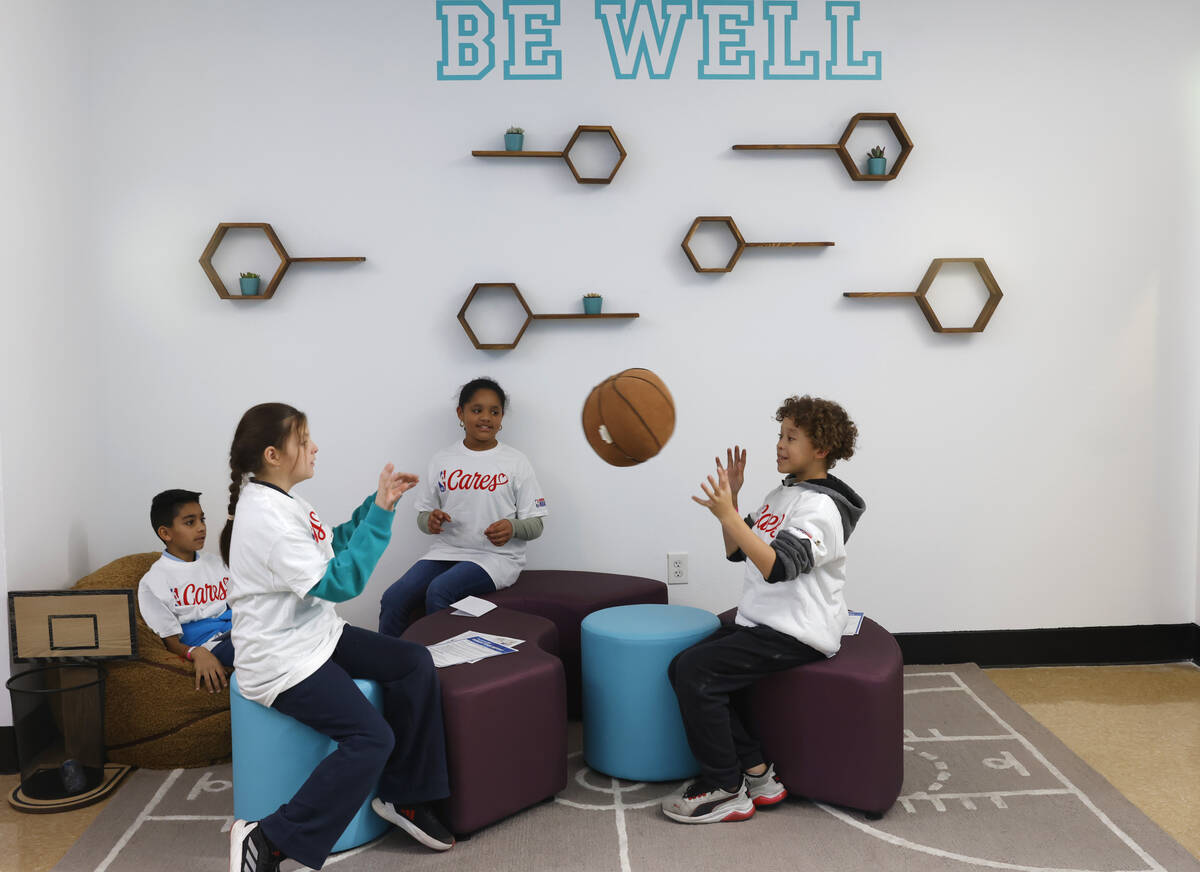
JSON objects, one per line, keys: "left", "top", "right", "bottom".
{"left": 371, "top": 798, "right": 455, "bottom": 851}
{"left": 661, "top": 778, "right": 755, "bottom": 824}
{"left": 228, "top": 820, "right": 284, "bottom": 872}
{"left": 745, "top": 763, "right": 788, "bottom": 806}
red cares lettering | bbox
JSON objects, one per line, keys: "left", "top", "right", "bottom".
{"left": 180, "top": 579, "right": 230, "bottom": 606}
{"left": 755, "top": 504, "right": 783, "bottom": 539}
{"left": 445, "top": 469, "right": 509, "bottom": 492}
{"left": 310, "top": 511, "right": 327, "bottom": 543}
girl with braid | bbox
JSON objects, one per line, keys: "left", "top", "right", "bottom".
{"left": 221, "top": 402, "right": 454, "bottom": 872}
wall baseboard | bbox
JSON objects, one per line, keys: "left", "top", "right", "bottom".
{"left": 0, "top": 726, "right": 16, "bottom": 775}
{"left": 896, "top": 622, "right": 1200, "bottom": 668}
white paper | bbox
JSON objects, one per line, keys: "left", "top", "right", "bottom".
{"left": 441, "top": 630, "right": 524, "bottom": 649}
{"left": 449, "top": 595, "right": 498, "bottom": 617}
{"left": 426, "top": 632, "right": 522, "bottom": 668}
{"left": 844, "top": 610, "right": 864, "bottom": 636}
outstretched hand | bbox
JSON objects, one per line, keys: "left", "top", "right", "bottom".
{"left": 692, "top": 466, "right": 738, "bottom": 520}
{"left": 375, "top": 463, "right": 420, "bottom": 511}
{"left": 717, "top": 446, "right": 746, "bottom": 503}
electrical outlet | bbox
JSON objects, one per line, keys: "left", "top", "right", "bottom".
{"left": 667, "top": 552, "right": 688, "bottom": 584}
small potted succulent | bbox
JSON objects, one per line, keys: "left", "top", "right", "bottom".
{"left": 505, "top": 125, "right": 525, "bottom": 152}
{"left": 582, "top": 292, "right": 603, "bottom": 315}
{"left": 239, "top": 272, "right": 260, "bottom": 295}
{"left": 866, "top": 145, "right": 887, "bottom": 176}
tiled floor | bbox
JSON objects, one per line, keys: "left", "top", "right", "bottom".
{"left": 3, "top": 662, "right": 1198, "bottom": 871}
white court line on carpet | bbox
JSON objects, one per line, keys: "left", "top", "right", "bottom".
{"left": 554, "top": 750, "right": 680, "bottom": 872}
{"left": 821, "top": 671, "right": 1167, "bottom": 872}
{"left": 88, "top": 671, "right": 1175, "bottom": 872}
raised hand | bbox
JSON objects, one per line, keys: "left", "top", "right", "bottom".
{"left": 716, "top": 445, "right": 747, "bottom": 502}
{"left": 375, "top": 463, "right": 420, "bottom": 511}
{"left": 428, "top": 509, "right": 452, "bottom": 534}
{"left": 692, "top": 466, "right": 737, "bottom": 520}
{"left": 484, "top": 518, "right": 514, "bottom": 547}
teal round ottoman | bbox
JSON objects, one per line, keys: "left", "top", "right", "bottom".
{"left": 581, "top": 604, "right": 720, "bottom": 781}
{"left": 230, "top": 674, "right": 389, "bottom": 853}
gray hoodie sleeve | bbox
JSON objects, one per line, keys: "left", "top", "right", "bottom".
{"left": 765, "top": 530, "right": 814, "bottom": 583}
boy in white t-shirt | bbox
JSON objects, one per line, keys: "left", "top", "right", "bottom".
{"left": 137, "top": 489, "right": 234, "bottom": 693}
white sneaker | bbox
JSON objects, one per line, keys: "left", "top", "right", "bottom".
{"left": 745, "top": 763, "right": 787, "bottom": 806}
{"left": 661, "top": 778, "right": 755, "bottom": 824}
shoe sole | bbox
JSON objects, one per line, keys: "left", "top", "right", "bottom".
{"left": 751, "top": 787, "right": 788, "bottom": 806}
{"left": 228, "top": 819, "right": 254, "bottom": 872}
{"left": 663, "top": 799, "right": 756, "bottom": 824}
{"left": 371, "top": 798, "right": 454, "bottom": 851}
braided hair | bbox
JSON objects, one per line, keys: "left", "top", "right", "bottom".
{"left": 219, "top": 402, "right": 307, "bottom": 566}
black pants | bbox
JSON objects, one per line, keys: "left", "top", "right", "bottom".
{"left": 262, "top": 626, "right": 449, "bottom": 869}
{"left": 668, "top": 623, "right": 823, "bottom": 791}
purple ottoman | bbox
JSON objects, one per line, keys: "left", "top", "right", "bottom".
{"left": 484, "top": 570, "right": 668, "bottom": 718}
{"left": 402, "top": 607, "right": 566, "bottom": 836}
{"left": 724, "top": 610, "right": 903, "bottom": 817}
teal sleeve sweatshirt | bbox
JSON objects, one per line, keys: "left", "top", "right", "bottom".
{"left": 309, "top": 495, "right": 394, "bottom": 603}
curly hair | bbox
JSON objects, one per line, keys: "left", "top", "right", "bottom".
{"left": 775, "top": 395, "right": 858, "bottom": 470}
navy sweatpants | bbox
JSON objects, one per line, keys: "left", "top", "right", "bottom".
{"left": 259, "top": 625, "right": 449, "bottom": 869}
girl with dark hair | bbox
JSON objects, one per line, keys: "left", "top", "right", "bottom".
{"left": 378, "top": 378, "right": 549, "bottom": 636}
{"left": 222, "top": 403, "right": 454, "bottom": 872}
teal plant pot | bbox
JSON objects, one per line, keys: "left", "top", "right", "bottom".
{"left": 867, "top": 157, "right": 887, "bottom": 176}
{"left": 239, "top": 277, "right": 260, "bottom": 295}
{"left": 504, "top": 133, "right": 524, "bottom": 152}
{"left": 583, "top": 296, "right": 603, "bottom": 315}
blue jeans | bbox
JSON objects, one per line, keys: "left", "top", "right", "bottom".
{"left": 378, "top": 559, "right": 495, "bottom": 636}
{"left": 261, "top": 625, "right": 448, "bottom": 868}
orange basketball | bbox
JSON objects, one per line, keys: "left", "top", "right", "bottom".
{"left": 581, "top": 368, "right": 675, "bottom": 466}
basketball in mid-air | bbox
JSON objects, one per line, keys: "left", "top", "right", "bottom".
{"left": 581, "top": 368, "right": 675, "bottom": 466}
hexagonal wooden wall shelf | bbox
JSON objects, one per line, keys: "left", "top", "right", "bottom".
{"left": 472, "top": 125, "right": 627, "bottom": 184}
{"left": 681, "top": 216, "right": 834, "bottom": 273}
{"left": 457, "top": 282, "right": 638, "bottom": 350}
{"left": 733, "top": 112, "right": 914, "bottom": 181}
{"left": 199, "top": 222, "right": 366, "bottom": 300}
{"left": 844, "top": 257, "right": 1003, "bottom": 333}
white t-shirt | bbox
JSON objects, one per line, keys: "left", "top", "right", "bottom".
{"left": 414, "top": 441, "right": 548, "bottom": 589}
{"left": 228, "top": 482, "right": 345, "bottom": 707}
{"left": 137, "top": 551, "right": 230, "bottom": 646}
{"left": 735, "top": 482, "right": 849, "bottom": 657}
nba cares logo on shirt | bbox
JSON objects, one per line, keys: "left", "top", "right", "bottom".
{"left": 309, "top": 511, "right": 327, "bottom": 543}
{"left": 755, "top": 504, "right": 782, "bottom": 539}
{"left": 443, "top": 469, "right": 509, "bottom": 492}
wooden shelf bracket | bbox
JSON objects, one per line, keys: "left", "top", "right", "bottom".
{"left": 681, "top": 216, "right": 834, "bottom": 273}
{"left": 199, "top": 222, "right": 365, "bottom": 300}
{"left": 472, "top": 125, "right": 627, "bottom": 184}
{"left": 844, "top": 257, "right": 1003, "bottom": 333}
{"left": 733, "top": 112, "right": 914, "bottom": 181}
{"left": 457, "top": 282, "right": 638, "bottom": 350}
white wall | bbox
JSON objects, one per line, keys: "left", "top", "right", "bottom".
{"left": 1, "top": 1, "right": 96, "bottom": 721}
{"left": 6, "top": 1, "right": 1198, "bottom": 639}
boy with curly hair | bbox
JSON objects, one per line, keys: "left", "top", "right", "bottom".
{"left": 662, "top": 395, "right": 865, "bottom": 824}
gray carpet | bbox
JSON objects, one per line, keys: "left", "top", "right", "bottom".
{"left": 52, "top": 665, "right": 1200, "bottom": 872}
